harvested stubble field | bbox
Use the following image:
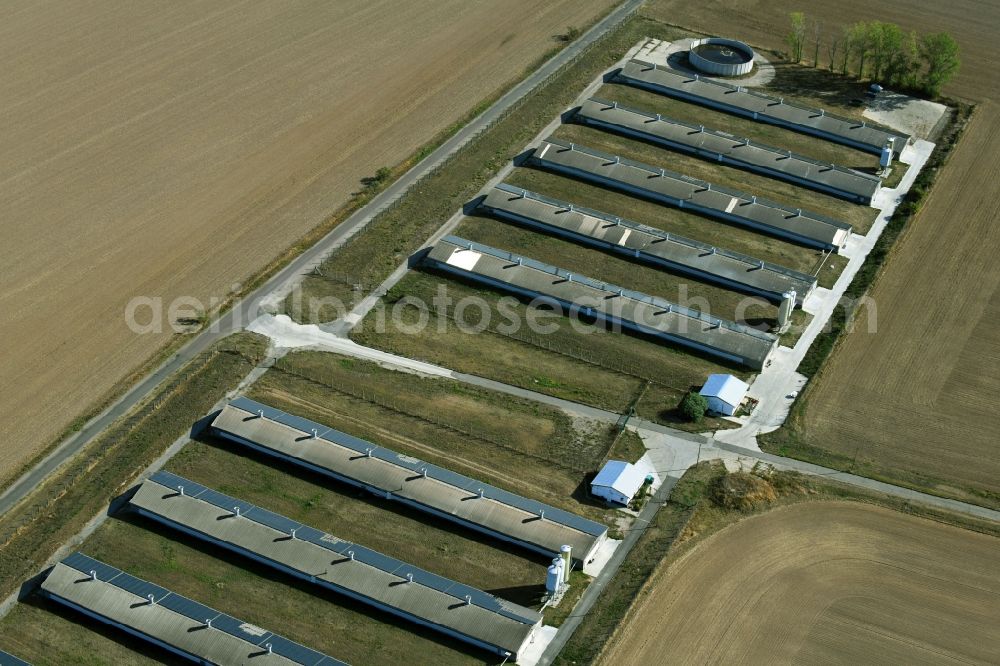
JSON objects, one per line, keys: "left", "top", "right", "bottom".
{"left": 780, "top": 105, "right": 1000, "bottom": 507}
{"left": 247, "top": 350, "right": 621, "bottom": 523}
{"left": 644, "top": 0, "right": 1000, "bottom": 508}
{"left": 351, "top": 270, "right": 746, "bottom": 429}
{"left": 0, "top": 0, "right": 616, "bottom": 485}
{"left": 598, "top": 501, "right": 1000, "bottom": 665}
{"left": 504, "top": 168, "right": 848, "bottom": 289}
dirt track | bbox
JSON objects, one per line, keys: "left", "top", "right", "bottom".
{"left": 600, "top": 502, "right": 1000, "bottom": 665}
{"left": 0, "top": 0, "right": 613, "bottom": 480}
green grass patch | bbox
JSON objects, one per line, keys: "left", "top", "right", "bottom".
{"left": 543, "top": 570, "right": 591, "bottom": 628}
{"left": 608, "top": 428, "right": 647, "bottom": 464}
{"left": 633, "top": 383, "right": 737, "bottom": 432}
{"left": 249, "top": 350, "right": 620, "bottom": 523}
{"left": 351, "top": 271, "right": 745, "bottom": 425}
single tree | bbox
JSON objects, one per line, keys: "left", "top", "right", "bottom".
{"left": 813, "top": 20, "right": 822, "bottom": 68}
{"left": 872, "top": 22, "right": 905, "bottom": 82}
{"left": 886, "top": 30, "right": 919, "bottom": 87}
{"left": 838, "top": 25, "right": 854, "bottom": 75}
{"left": 561, "top": 25, "right": 581, "bottom": 42}
{"left": 787, "top": 12, "right": 807, "bottom": 62}
{"left": 866, "top": 22, "right": 888, "bottom": 81}
{"left": 919, "top": 32, "right": 960, "bottom": 96}
{"left": 827, "top": 28, "right": 841, "bottom": 72}
{"left": 849, "top": 22, "right": 870, "bottom": 77}
{"left": 679, "top": 392, "right": 708, "bottom": 423}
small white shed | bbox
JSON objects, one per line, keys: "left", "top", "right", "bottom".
{"left": 699, "top": 374, "right": 750, "bottom": 416}
{"left": 591, "top": 460, "right": 647, "bottom": 506}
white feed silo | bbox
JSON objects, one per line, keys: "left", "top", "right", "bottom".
{"left": 777, "top": 290, "right": 796, "bottom": 330}
{"left": 560, "top": 545, "right": 573, "bottom": 583}
{"left": 880, "top": 140, "right": 894, "bottom": 169}
{"left": 545, "top": 564, "right": 562, "bottom": 593}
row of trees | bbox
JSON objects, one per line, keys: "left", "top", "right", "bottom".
{"left": 787, "top": 12, "right": 960, "bottom": 96}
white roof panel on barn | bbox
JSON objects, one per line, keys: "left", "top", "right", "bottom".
{"left": 699, "top": 374, "right": 750, "bottom": 407}
{"left": 592, "top": 461, "right": 646, "bottom": 499}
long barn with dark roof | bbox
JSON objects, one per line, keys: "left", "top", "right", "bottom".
{"left": 616, "top": 59, "right": 908, "bottom": 157}
{"left": 210, "top": 398, "right": 609, "bottom": 564}
{"left": 574, "top": 97, "right": 882, "bottom": 204}
{"left": 479, "top": 183, "right": 816, "bottom": 305}
{"left": 40, "top": 552, "right": 347, "bottom": 666}
{"left": 425, "top": 236, "right": 777, "bottom": 369}
{"left": 128, "top": 471, "right": 544, "bottom": 660}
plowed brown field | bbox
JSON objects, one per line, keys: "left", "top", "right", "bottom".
{"left": 600, "top": 502, "right": 1000, "bottom": 665}
{"left": 0, "top": 0, "right": 614, "bottom": 480}
{"left": 645, "top": 0, "right": 1000, "bottom": 504}
{"left": 803, "top": 106, "right": 1000, "bottom": 502}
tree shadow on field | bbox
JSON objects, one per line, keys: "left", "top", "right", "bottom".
{"left": 763, "top": 61, "right": 912, "bottom": 116}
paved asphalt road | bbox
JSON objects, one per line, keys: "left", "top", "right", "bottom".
{"left": 0, "top": 0, "right": 646, "bottom": 517}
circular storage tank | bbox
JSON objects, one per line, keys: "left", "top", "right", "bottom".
{"left": 689, "top": 38, "right": 755, "bottom": 77}
{"left": 545, "top": 564, "right": 562, "bottom": 593}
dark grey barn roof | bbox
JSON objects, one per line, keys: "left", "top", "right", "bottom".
{"left": 0, "top": 650, "right": 30, "bottom": 666}
{"left": 41, "top": 552, "right": 347, "bottom": 666}
{"left": 480, "top": 183, "right": 815, "bottom": 305}
{"left": 426, "top": 235, "right": 777, "bottom": 369}
{"left": 129, "top": 472, "right": 542, "bottom": 657}
{"left": 530, "top": 138, "right": 851, "bottom": 250}
{"left": 210, "top": 398, "right": 608, "bottom": 562}
{"left": 575, "top": 97, "right": 881, "bottom": 203}
{"left": 617, "top": 59, "right": 908, "bottom": 156}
